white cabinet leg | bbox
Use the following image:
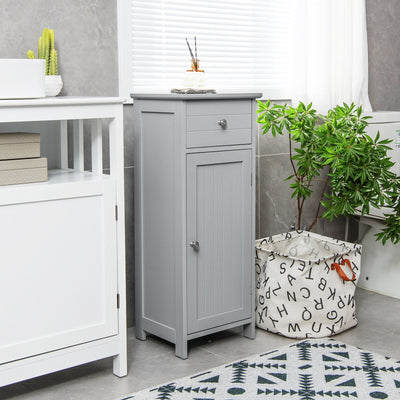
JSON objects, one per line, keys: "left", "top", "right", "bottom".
{"left": 113, "top": 352, "right": 127, "bottom": 377}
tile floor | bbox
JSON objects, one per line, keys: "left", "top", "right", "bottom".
{"left": 2, "top": 288, "right": 400, "bottom": 400}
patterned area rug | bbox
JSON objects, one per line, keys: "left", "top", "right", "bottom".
{"left": 122, "top": 339, "right": 400, "bottom": 399}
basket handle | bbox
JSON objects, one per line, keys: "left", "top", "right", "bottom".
{"left": 331, "top": 258, "right": 356, "bottom": 281}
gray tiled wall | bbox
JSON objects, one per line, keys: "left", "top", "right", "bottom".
{"left": 0, "top": 0, "right": 118, "bottom": 97}
{"left": 366, "top": 0, "right": 400, "bottom": 111}
{"left": 0, "top": 0, "right": 398, "bottom": 327}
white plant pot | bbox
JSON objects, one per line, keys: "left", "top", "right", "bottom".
{"left": 0, "top": 59, "right": 45, "bottom": 99}
{"left": 45, "top": 75, "right": 63, "bottom": 97}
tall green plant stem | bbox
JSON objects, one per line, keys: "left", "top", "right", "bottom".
{"left": 287, "top": 130, "right": 301, "bottom": 227}
{"left": 308, "top": 176, "right": 330, "bottom": 231}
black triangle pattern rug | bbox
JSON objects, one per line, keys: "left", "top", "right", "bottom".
{"left": 122, "top": 339, "right": 400, "bottom": 399}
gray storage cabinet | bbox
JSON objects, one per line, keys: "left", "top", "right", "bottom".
{"left": 132, "top": 93, "right": 261, "bottom": 358}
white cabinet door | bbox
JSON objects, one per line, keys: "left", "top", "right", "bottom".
{"left": 186, "top": 150, "right": 252, "bottom": 334}
{"left": 0, "top": 181, "right": 118, "bottom": 364}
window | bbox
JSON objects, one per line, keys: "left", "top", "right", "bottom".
{"left": 118, "top": 0, "right": 294, "bottom": 99}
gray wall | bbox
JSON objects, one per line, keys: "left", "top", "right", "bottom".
{"left": 366, "top": 0, "right": 400, "bottom": 111}
{"left": 0, "top": 0, "right": 398, "bottom": 327}
{"left": 0, "top": 0, "right": 118, "bottom": 97}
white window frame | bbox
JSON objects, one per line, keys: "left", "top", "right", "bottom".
{"left": 117, "top": 0, "right": 133, "bottom": 102}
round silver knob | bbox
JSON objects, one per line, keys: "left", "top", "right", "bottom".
{"left": 217, "top": 119, "right": 227, "bottom": 128}
{"left": 189, "top": 241, "right": 200, "bottom": 251}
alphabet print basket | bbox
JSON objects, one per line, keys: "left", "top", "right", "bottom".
{"left": 255, "top": 231, "right": 362, "bottom": 338}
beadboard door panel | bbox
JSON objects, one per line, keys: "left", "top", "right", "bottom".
{"left": 186, "top": 150, "right": 252, "bottom": 333}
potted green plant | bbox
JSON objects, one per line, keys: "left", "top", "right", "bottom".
{"left": 256, "top": 100, "right": 400, "bottom": 244}
{"left": 27, "top": 28, "right": 62, "bottom": 96}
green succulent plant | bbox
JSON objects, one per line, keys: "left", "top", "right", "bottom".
{"left": 257, "top": 100, "right": 400, "bottom": 244}
{"left": 27, "top": 28, "right": 59, "bottom": 75}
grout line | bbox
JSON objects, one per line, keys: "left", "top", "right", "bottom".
{"left": 257, "top": 152, "right": 290, "bottom": 157}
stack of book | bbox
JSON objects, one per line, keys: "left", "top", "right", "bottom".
{"left": 0, "top": 133, "right": 48, "bottom": 185}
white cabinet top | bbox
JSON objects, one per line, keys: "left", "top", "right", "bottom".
{"left": 0, "top": 96, "right": 125, "bottom": 123}
{"left": 0, "top": 96, "right": 126, "bottom": 108}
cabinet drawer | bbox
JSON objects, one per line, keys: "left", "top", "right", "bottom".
{"left": 186, "top": 100, "right": 252, "bottom": 148}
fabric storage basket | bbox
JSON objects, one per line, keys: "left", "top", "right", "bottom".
{"left": 255, "top": 231, "right": 362, "bottom": 338}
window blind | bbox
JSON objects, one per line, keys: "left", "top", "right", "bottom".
{"left": 128, "top": 0, "right": 294, "bottom": 97}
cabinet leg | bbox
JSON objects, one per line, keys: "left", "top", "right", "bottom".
{"left": 243, "top": 322, "right": 255, "bottom": 339}
{"left": 113, "top": 353, "right": 128, "bottom": 377}
{"left": 135, "top": 327, "right": 147, "bottom": 341}
{"left": 175, "top": 339, "right": 188, "bottom": 359}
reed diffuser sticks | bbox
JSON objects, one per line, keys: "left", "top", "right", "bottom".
{"left": 185, "top": 37, "right": 199, "bottom": 71}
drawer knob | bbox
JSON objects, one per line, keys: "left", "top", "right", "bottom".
{"left": 217, "top": 119, "right": 227, "bottom": 128}
{"left": 189, "top": 241, "right": 200, "bottom": 251}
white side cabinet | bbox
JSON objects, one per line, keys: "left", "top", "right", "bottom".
{"left": 0, "top": 97, "right": 127, "bottom": 387}
{"left": 132, "top": 93, "right": 261, "bottom": 359}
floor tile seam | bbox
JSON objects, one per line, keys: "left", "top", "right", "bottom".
{"left": 194, "top": 344, "right": 273, "bottom": 364}
{"left": 336, "top": 334, "right": 400, "bottom": 354}
{"left": 257, "top": 152, "right": 290, "bottom": 158}
{"left": 128, "top": 349, "right": 175, "bottom": 364}
{"left": 362, "top": 295, "right": 400, "bottom": 306}
{"left": 356, "top": 305, "right": 400, "bottom": 322}
{"left": 356, "top": 287, "right": 377, "bottom": 295}
{"left": 126, "top": 353, "right": 229, "bottom": 389}
{"left": 340, "top": 320, "right": 394, "bottom": 335}
{"left": 369, "top": 325, "right": 400, "bottom": 337}
{"left": 356, "top": 288, "right": 386, "bottom": 299}
{"left": 193, "top": 346, "right": 232, "bottom": 363}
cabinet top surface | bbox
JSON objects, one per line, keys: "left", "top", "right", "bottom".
{"left": 0, "top": 96, "right": 126, "bottom": 108}
{"left": 131, "top": 93, "right": 262, "bottom": 101}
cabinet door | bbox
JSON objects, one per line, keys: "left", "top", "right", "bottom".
{"left": 187, "top": 150, "right": 252, "bottom": 333}
{"left": 0, "top": 181, "right": 118, "bottom": 364}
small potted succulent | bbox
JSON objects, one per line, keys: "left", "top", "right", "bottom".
{"left": 257, "top": 100, "right": 400, "bottom": 244}
{"left": 27, "top": 28, "right": 62, "bottom": 96}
